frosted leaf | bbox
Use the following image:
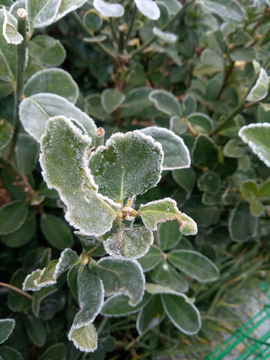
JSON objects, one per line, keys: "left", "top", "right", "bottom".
{"left": 145, "top": 283, "right": 181, "bottom": 295}
{"left": 152, "top": 261, "right": 189, "bottom": 293}
{"left": 169, "top": 116, "right": 188, "bottom": 136}
{"left": 153, "top": 27, "right": 178, "bottom": 43}
{"left": 75, "top": 231, "right": 102, "bottom": 248}
{"left": 160, "top": 0, "right": 182, "bottom": 15}
{"left": 24, "top": 68, "right": 79, "bottom": 104}
{"left": 239, "top": 123, "right": 270, "bottom": 167}
{"left": 139, "top": 198, "right": 197, "bottom": 235}
{"left": 40, "top": 116, "right": 119, "bottom": 236}
{"left": 0, "top": 119, "right": 13, "bottom": 151}
{"left": 0, "top": 319, "right": 16, "bottom": 344}
{"left": 140, "top": 127, "right": 190, "bottom": 170}
{"left": 26, "top": 0, "right": 61, "bottom": 31}
{"left": 101, "top": 89, "right": 125, "bottom": 114}
{"left": 93, "top": 0, "right": 124, "bottom": 17}
{"left": 161, "top": 293, "right": 201, "bottom": 335}
{"left": 3, "top": 7, "right": 23, "bottom": 45}
{"left": 89, "top": 131, "right": 163, "bottom": 202}
{"left": 96, "top": 257, "right": 145, "bottom": 306}
{"left": 68, "top": 323, "right": 97, "bottom": 353}
{"left": 120, "top": 87, "right": 153, "bottom": 118}
{"left": 167, "top": 250, "right": 220, "bottom": 283}
{"left": 136, "top": 295, "right": 164, "bottom": 335}
{"left": 19, "top": 94, "right": 97, "bottom": 144}
{"left": 200, "top": 48, "right": 224, "bottom": 67}
{"left": 137, "top": 245, "right": 162, "bottom": 272}
{"left": 199, "top": 0, "right": 245, "bottom": 22}
{"left": 134, "top": 0, "right": 160, "bottom": 20}
{"left": 83, "top": 35, "right": 107, "bottom": 43}
{"left": 54, "top": 0, "right": 88, "bottom": 22}
{"left": 149, "top": 89, "right": 181, "bottom": 117}
{"left": 22, "top": 269, "right": 43, "bottom": 291}
{"left": 72, "top": 266, "right": 104, "bottom": 328}
{"left": 246, "top": 68, "right": 269, "bottom": 102}
{"left": 104, "top": 226, "right": 154, "bottom": 260}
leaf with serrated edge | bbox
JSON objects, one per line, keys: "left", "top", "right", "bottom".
{"left": 24, "top": 68, "right": 79, "bottom": 104}
{"left": 104, "top": 226, "right": 154, "bottom": 260}
{"left": 40, "top": 116, "right": 119, "bottom": 236}
{"left": 140, "top": 127, "right": 190, "bottom": 170}
{"left": 101, "top": 89, "right": 125, "bottom": 113}
{"left": 167, "top": 250, "right": 219, "bottom": 283}
{"left": 3, "top": 7, "right": 23, "bottom": 45}
{"left": 0, "top": 319, "right": 15, "bottom": 344}
{"left": 139, "top": 198, "right": 197, "bottom": 235}
{"left": 239, "top": 123, "right": 270, "bottom": 167}
{"left": 68, "top": 323, "right": 97, "bottom": 353}
{"left": 153, "top": 27, "right": 178, "bottom": 43}
{"left": 149, "top": 89, "right": 181, "bottom": 117}
{"left": 137, "top": 245, "right": 162, "bottom": 272}
{"left": 246, "top": 68, "right": 269, "bottom": 102}
{"left": 73, "top": 266, "right": 104, "bottom": 328}
{"left": 136, "top": 295, "right": 164, "bottom": 335}
{"left": 93, "top": 0, "right": 124, "bottom": 17}
{"left": 145, "top": 283, "right": 181, "bottom": 295}
{"left": 101, "top": 292, "right": 152, "bottom": 317}
{"left": 134, "top": 0, "right": 160, "bottom": 20}
{"left": 96, "top": 257, "right": 145, "bottom": 306}
{"left": 19, "top": 93, "right": 97, "bottom": 144}
{"left": 161, "top": 293, "right": 201, "bottom": 335}
{"left": 89, "top": 131, "right": 163, "bottom": 202}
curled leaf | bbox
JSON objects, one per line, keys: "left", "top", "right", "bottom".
{"left": 93, "top": 0, "right": 124, "bottom": 17}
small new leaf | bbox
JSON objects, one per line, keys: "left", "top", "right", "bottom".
{"left": 246, "top": 68, "right": 269, "bottom": 102}
{"left": 68, "top": 323, "right": 98, "bottom": 353}
{"left": 3, "top": 7, "right": 23, "bottom": 44}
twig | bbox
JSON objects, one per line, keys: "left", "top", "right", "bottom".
{"left": 109, "top": 18, "right": 118, "bottom": 43}
{"left": 0, "top": 282, "right": 33, "bottom": 300}
{"left": 126, "top": 5, "right": 137, "bottom": 45}
{"left": 215, "top": 61, "right": 235, "bottom": 101}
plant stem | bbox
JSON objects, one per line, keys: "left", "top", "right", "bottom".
{"left": 0, "top": 282, "right": 33, "bottom": 300}
{"left": 126, "top": 0, "right": 195, "bottom": 59}
{"left": 7, "top": 8, "right": 28, "bottom": 161}
{"left": 215, "top": 61, "right": 235, "bottom": 101}
{"left": 70, "top": 11, "right": 117, "bottom": 59}
{"left": 97, "top": 316, "right": 109, "bottom": 335}
{"left": 126, "top": 6, "right": 137, "bottom": 45}
{"left": 109, "top": 18, "right": 118, "bottom": 43}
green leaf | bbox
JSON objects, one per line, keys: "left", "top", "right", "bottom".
{"left": 0, "top": 119, "right": 13, "bottom": 150}
{"left": 0, "top": 319, "right": 15, "bottom": 344}
{"left": 153, "top": 27, "right": 178, "bottom": 43}
{"left": 239, "top": 123, "right": 270, "bottom": 167}
{"left": 28, "top": 35, "right": 66, "bottom": 67}
{"left": 1, "top": 212, "right": 37, "bottom": 248}
{"left": 54, "top": 0, "right": 88, "bottom": 22}
{"left": 172, "top": 168, "right": 195, "bottom": 192}
{"left": 149, "top": 89, "right": 181, "bottom": 117}
{"left": 134, "top": 0, "right": 160, "bottom": 20}
{"left": 139, "top": 198, "right": 197, "bottom": 236}
{"left": 83, "top": 9, "right": 103, "bottom": 32}
{"left": 223, "top": 139, "right": 243, "bottom": 158}
{"left": 22, "top": 269, "right": 43, "bottom": 291}
{"left": 229, "top": 201, "right": 258, "bottom": 241}
{"left": 200, "top": 48, "right": 223, "bottom": 67}
{"left": 101, "top": 292, "right": 151, "bottom": 317}
{"left": 3, "top": 7, "right": 23, "bottom": 45}
{"left": 89, "top": 130, "right": 163, "bottom": 202}
{"left": 68, "top": 323, "right": 98, "bottom": 353}
{"left": 72, "top": 266, "right": 104, "bottom": 328}
{"left": 250, "top": 197, "right": 264, "bottom": 217}
{"left": 192, "top": 134, "right": 218, "bottom": 169}
{"left": 157, "top": 219, "right": 181, "bottom": 251}
{"left": 26, "top": 315, "right": 46, "bottom": 347}
{"left": 241, "top": 181, "right": 258, "bottom": 202}
{"left": 258, "top": 180, "right": 270, "bottom": 198}
{"left": 136, "top": 295, "right": 164, "bottom": 334}
{"left": 145, "top": 283, "right": 182, "bottom": 295}
{"left": 152, "top": 261, "right": 189, "bottom": 293}
{"left": 96, "top": 257, "right": 145, "bottom": 306}
{"left": 137, "top": 245, "right": 162, "bottom": 272}
{"left": 40, "top": 344, "right": 66, "bottom": 360}
{"left": 24, "top": 68, "right": 79, "bottom": 104}
{"left": 199, "top": 0, "right": 245, "bottom": 22}
{"left": 186, "top": 113, "right": 212, "bottom": 134}
{"left": 40, "top": 116, "right": 118, "bottom": 236}
{"left": 32, "top": 285, "right": 57, "bottom": 316}
{"left": 84, "top": 35, "right": 107, "bottom": 43}
{"left": 101, "top": 89, "right": 125, "bottom": 113}
{"left": 8, "top": 269, "right": 31, "bottom": 311}
{"left": 197, "top": 171, "right": 221, "bottom": 194}
{"left": 170, "top": 116, "right": 188, "bottom": 136}
{"left": 0, "top": 200, "right": 28, "bottom": 235}
{"left": 140, "top": 127, "right": 190, "bottom": 170}
{"left": 0, "top": 346, "right": 24, "bottom": 360}
{"left": 104, "top": 226, "right": 154, "bottom": 260}
{"left": 68, "top": 262, "right": 81, "bottom": 302}
{"left": 12, "top": 134, "right": 39, "bottom": 176}
{"left": 40, "top": 213, "right": 73, "bottom": 249}
{"left": 167, "top": 250, "right": 219, "bottom": 283}
{"left": 86, "top": 93, "right": 111, "bottom": 120}
{"left": 93, "top": 0, "right": 124, "bottom": 17}
{"left": 120, "top": 87, "right": 153, "bottom": 118}
{"left": 26, "top": 0, "right": 61, "bottom": 31}
{"left": 19, "top": 93, "right": 97, "bottom": 144}
{"left": 246, "top": 68, "right": 269, "bottom": 102}
{"left": 161, "top": 294, "right": 201, "bottom": 335}
{"left": 0, "top": 9, "right": 16, "bottom": 88}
